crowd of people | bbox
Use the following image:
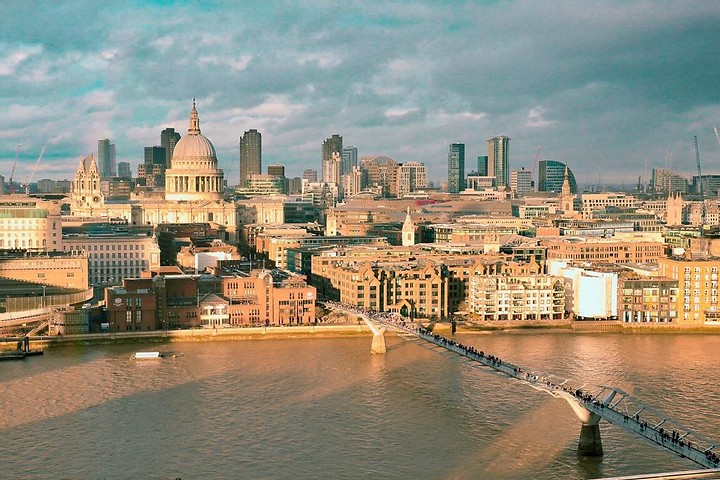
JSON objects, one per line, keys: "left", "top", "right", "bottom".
{"left": 323, "top": 300, "right": 716, "bottom": 467}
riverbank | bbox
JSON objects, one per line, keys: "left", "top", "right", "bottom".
{"left": 4, "top": 319, "right": 720, "bottom": 351}
{"left": 0, "top": 324, "right": 375, "bottom": 350}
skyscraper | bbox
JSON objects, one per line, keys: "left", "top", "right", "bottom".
{"left": 239, "top": 129, "right": 262, "bottom": 187}
{"left": 97, "top": 139, "right": 116, "bottom": 179}
{"left": 487, "top": 135, "right": 510, "bottom": 188}
{"left": 161, "top": 127, "right": 181, "bottom": 168}
{"left": 322, "top": 135, "right": 343, "bottom": 183}
{"left": 538, "top": 160, "right": 577, "bottom": 193}
{"left": 447, "top": 143, "right": 465, "bottom": 193}
{"left": 341, "top": 146, "right": 358, "bottom": 176}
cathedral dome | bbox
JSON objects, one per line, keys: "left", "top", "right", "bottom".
{"left": 165, "top": 99, "right": 225, "bottom": 202}
{"left": 172, "top": 132, "right": 216, "bottom": 161}
{"left": 170, "top": 99, "right": 217, "bottom": 167}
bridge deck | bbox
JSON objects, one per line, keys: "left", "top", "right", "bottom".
{"left": 331, "top": 303, "right": 720, "bottom": 470}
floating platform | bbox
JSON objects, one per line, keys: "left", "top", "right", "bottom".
{"left": 0, "top": 350, "right": 44, "bottom": 361}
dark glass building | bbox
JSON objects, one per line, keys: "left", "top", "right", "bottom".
{"left": 538, "top": 160, "right": 577, "bottom": 193}
{"left": 447, "top": 143, "right": 465, "bottom": 193}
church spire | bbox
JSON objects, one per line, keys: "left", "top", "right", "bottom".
{"left": 188, "top": 98, "right": 201, "bottom": 134}
{"left": 561, "top": 165, "right": 571, "bottom": 197}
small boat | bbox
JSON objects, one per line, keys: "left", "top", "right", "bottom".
{"left": 131, "top": 351, "right": 165, "bottom": 360}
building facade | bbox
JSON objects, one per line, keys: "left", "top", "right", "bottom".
{"left": 469, "top": 275, "right": 565, "bottom": 321}
{"left": 0, "top": 195, "right": 63, "bottom": 251}
{"left": 619, "top": 276, "right": 678, "bottom": 323}
{"left": 658, "top": 256, "right": 720, "bottom": 324}
{"left": 62, "top": 229, "right": 161, "bottom": 293}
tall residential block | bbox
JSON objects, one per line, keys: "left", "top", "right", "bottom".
{"left": 322, "top": 135, "right": 343, "bottom": 183}
{"left": 447, "top": 143, "right": 465, "bottom": 193}
{"left": 239, "top": 129, "right": 262, "bottom": 187}
{"left": 487, "top": 135, "right": 510, "bottom": 188}
{"left": 97, "top": 139, "right": 116, "bottom": 179}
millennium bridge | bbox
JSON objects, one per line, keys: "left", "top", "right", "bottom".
{"left": 327, "top": 302, "right": 720, "bottom": 471}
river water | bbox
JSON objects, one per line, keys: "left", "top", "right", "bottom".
{"left": 1, "top": 331, "right": 719, "bottom": 479}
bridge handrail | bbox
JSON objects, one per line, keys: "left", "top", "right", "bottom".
{"left": 329, "top": 302, "right": 720, "bottom": 469}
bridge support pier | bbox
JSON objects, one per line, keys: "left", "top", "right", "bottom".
{"left": 560, "top": 391, "right": 607, "bottom": 457}
{"left": 578, "top": 423, "right": 603, "bottom": 456}
{"left": 371, "top": 330, "right": 387, "bottom": 354}
{"left": 361, "top": 315, "right": 387, "bottom": 354}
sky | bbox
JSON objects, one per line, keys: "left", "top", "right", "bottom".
{"left": 0, "top": 0, "right": 718, "bottom": 187}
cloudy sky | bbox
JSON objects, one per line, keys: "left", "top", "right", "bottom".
{"left": 1, "top": 0, "right": 718, "bottom": 187}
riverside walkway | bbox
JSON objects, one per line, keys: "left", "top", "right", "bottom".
{"left": 327, "top": 301, "right": 720, "bottom": 469}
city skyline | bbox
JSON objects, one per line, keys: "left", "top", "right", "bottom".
{"left": 0, "top": 1, "right": 718, "bottom": 184}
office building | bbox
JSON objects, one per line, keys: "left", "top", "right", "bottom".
{"left": 538, "top": 160, "right": 577, "bottom": 193}
{"left": 510, "top": 167, "right": 533, "bottom": 198}
{"left": 239, "top": 129, "right": 262, "bottom": 187}
{"left": 0, "top": 195, "right": 63, "bottom": 251}
{"left": 117, "top": 162, "right": 132, "bottom": 179}
{"left": 341, "top": 146, "right": 358, "bottom": 176}
{"left": 302, "top": 169, "right": 318, "bottom": 182}
{"left": 477, "top": 156, "right": 489, "bottom": 176}
{"left": 360, "top": 155, "right": 399, "bottom": 197}
{"left": 396, "top": 162, "right": 428, "bottom": 198}
{"left": 142, "top": 146, "right": 167, "bottom": 188}
{"left": 447, "top": 143, "right": 465, "bottom": 193}
{"left": 268, "top": 164, "right": 285, "bottom": 178}
{"left": 161, "top": 127, "right": 181, "bottom": 168}
{"left": 487, "top": 135, "right": 510, "bottom": 187}
{"left": 62, "top": 225, "right": 161, "bottom": 294}
{"left": 97, "top": 139, "right": 116, "bottom": 179}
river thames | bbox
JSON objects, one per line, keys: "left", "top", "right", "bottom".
{"left": 2, "top": 331, "right": 719, "bottom": 479}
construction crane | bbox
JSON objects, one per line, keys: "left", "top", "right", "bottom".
{"left": 8, "top": 143, "right": 21, "bottom": 194}
{"left": 21, "top": 146, "right": 46, "bottom": 194}
{"left": 530, "top": 147, "right": 541, "bottom": 189}
{"left": 714, "top": 126, "right": 720, "bottom": 149}
{"left": 694, "top": 135, "right": 706, "bottom": 229}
